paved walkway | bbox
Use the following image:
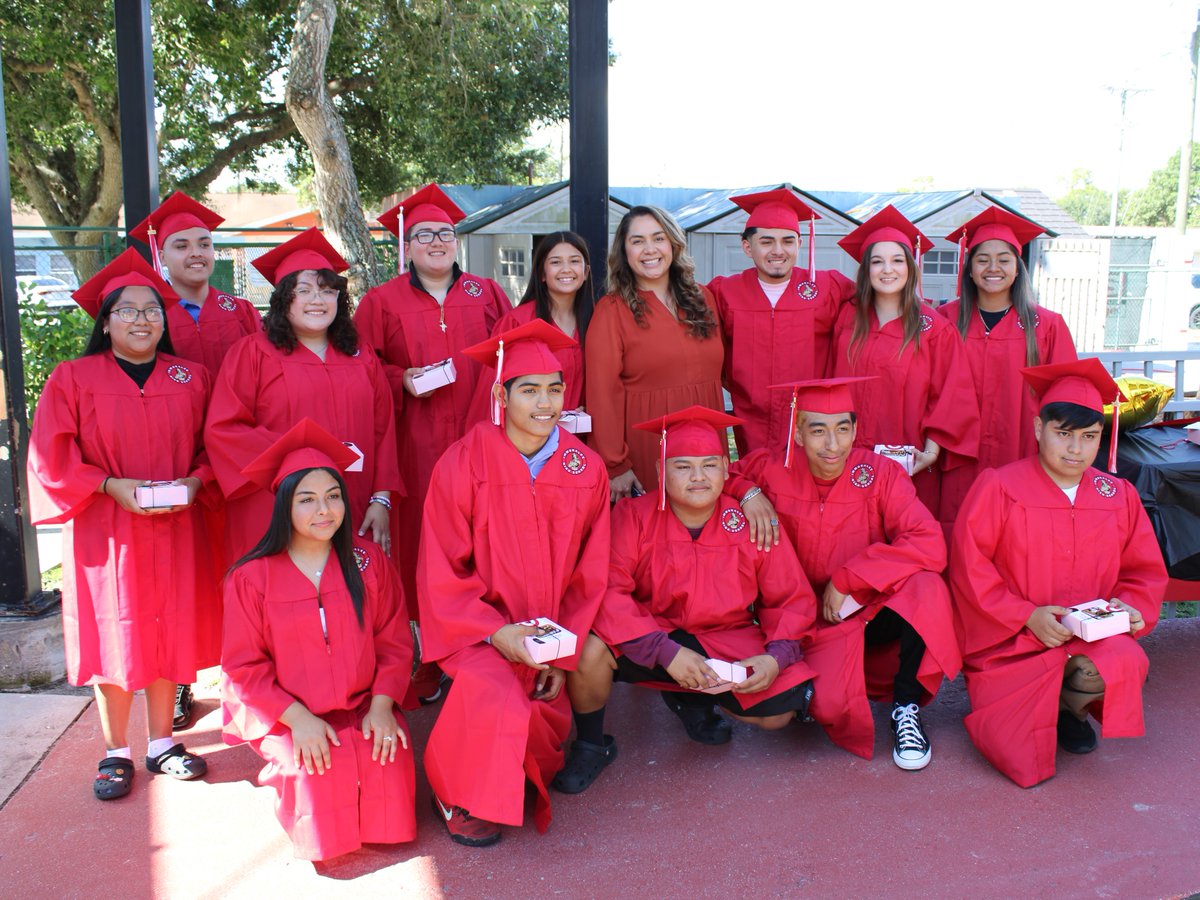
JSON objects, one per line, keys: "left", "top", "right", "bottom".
{"left": 1, "top": 620, "right": 1198, "bottom": 898}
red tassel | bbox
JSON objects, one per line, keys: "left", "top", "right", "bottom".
{"left": 955, "top": 233, "right": 967, "bottom": 302}
{"left": 491, "top": 340, "right": 505, "bottom": 426}
{"left": 658, "top": 426, "right": 668, "bottom": 510}
{"left": 147, "top": 226, "right": 163, "bottom": 276}
{"left": 1109, "top": 391, "right": 1120, "bottom": 474}
{"left": 397, "top": 208, "right": 405, "bottom": 273}
{"left": 808, "top": 215, "right": 816, "bottom": 282}
{"left": 784, "top": 391, "right": 798, "bottom": 469}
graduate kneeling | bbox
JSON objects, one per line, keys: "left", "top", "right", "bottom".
{"left": 556, "top": 407, "right": 818, "bottom": 794}
{"left": 950, "top": 359, "right": 1165, "bottom": 788}
{"left": 221, "top": 420, "right": 416, "bottom": 862}
{"left": 418, "top": 321, "right": 610, "bottom": 847}
{"left": 729, "top": 379, "right": 961, "bottom": 770}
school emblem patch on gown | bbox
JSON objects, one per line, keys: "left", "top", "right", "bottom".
{"left": 721, "top": 507, "right": 747, "bottom": 533}
{"left": 217, "top": 293, "right": 237, "bottom": 311}
{"left": 562, "top": 447, "right": 587, "bottom": 475}
{"left": 1092, "top": 474, "right": 1117, "bottom": 498}
{"left": 849, "top": 463, "right": 876, "bottom": 488}
{"left": 1016, "top": 313, "right": 1040, "bottom": 331}
{"left": 461, "top": 279, "right": 483, "bottom": 298}
{"left": 797, "top": 280, "right": 819, "bottom": 301}
{"left": 166, "top": 364, "right": 192, "bottom": 384}
{"left": 919, "top": 314, "right": 933, "bottom": 332}
{"left": 353, "top": 547, "right": 370, "bottom": 571}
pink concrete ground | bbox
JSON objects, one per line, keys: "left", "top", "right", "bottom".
{"left": 2, "top": 619, "right": 1199, "bottom": 898}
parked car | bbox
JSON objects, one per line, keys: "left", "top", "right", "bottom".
{"left": 16, "top": 275, "right": 75, "bottom": 308}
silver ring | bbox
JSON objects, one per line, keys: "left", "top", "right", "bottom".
{"left": 769, "top": 518, "right": 779, "bottom": 526}
{"left": 381, "top": 736, "right": 393, "bottom": 742}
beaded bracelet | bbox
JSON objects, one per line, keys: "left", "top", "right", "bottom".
{"left": 368, "top": 495, "right": 392, "bottom": 510}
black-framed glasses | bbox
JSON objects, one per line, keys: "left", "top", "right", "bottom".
{"left": 110, "top": 306, "right": 164, "bottom": 323}
{"left": 410, "top": 229, "right": 457, "bottom": 244}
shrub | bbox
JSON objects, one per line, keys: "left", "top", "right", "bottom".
{"left": 20, "top": 297, "right": 91, "bottom": 419}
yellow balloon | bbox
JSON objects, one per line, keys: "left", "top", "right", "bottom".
{"left": 1104, "top": 376, "right": 1175, "bottom": 430}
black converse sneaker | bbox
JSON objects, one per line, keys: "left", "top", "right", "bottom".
{"left": 891, "top": 702, "right": 931, "bottom": 770}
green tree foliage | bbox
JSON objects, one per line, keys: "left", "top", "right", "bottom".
{"left": 18, "top": 298, "right": 92, "bottom": 418}
{"left": 1056, "top": 169, "right": 1115, "bottom": 227}
{"left": 0, "top": 0, "right": 570, "bottom": 278}
{"left": 1121, "top": 146, "right": 1200, "bottom": 227}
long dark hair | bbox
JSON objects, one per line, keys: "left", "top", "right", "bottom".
{"left": 847, "top": 241, "right": 922, "bottom": 363}
{"left": 957, "top": 243, "right": 1040, "bottom": 366}
{"left": 82, "top": 286, "right": 176, "bottom": 358}
{"left": 264, "top": 269, "right": 358, "bottom": 357}
{"left": 518, "top": 231, "right": 595, "bottom": 345}
{"left": 606, "top": 206, "right": 715, "bottom": 340}
{"left": 232, "top": 466, "right": 366, "bottom": 625}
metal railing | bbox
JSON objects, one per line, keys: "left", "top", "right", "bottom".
{"left": 1084, "top": 350, "right": 1200, "bottom": 417}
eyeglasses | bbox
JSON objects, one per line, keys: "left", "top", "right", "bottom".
{"left": 110, "top": 306, "right": 164, "bottom": 323}
{"left": 409, "top": 229, "right": 457, "bottom": 245}
{"left": 293, "top": 287, "right": 340, "bottom": 301}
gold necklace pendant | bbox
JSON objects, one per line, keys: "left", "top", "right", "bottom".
{"left": 439, "top": 306, "right": 447, "bottom": 333}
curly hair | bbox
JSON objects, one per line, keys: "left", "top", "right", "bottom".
{"left": 263, "top": 269, "right": 358, "bottom": 356}
{"left": 846, "top": 241, "right": 923, "bottom": 364}
{"left": 957, "top": 243, "right": 1041, "bottom": 366}
{"left": 605, "top": 206, "right": 715, "bottom": 340}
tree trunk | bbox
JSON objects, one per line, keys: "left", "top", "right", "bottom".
{"left": 286, "top": 0, "right": 383, "bottom": 299}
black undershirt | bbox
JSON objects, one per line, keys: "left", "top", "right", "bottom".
{"left": 979, "top": 307, "right": 1011, "bottom": 333}
{"left": 115, "top": 355, "right": 156, "bottom": 389}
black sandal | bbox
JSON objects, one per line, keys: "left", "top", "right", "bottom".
{"left": 145, "top": 743, "right": 208, "bottom": 780}
{"left": 551, "top": 735, "right": 618, "bottom": 794}
{"left": 94, "top": 756, "right": 134, "bottom": 800}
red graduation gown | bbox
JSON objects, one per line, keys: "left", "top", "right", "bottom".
{"left": 829, "top": 302, "right": 979, "bottom": 520}
{"left": 27, "top": 352, "right": 220, "bottom": 689}
{"left": 354, "top": 270, "right": 510, "bottom": 612}
{"left": 165, "top": 287, "right": 262, "bottom": 376}
{"left": 204, "top": 332, "right": 400, "bottom": 565}
{"left": 593, "top": 493, "right": 818, "bottom": 707}
{"left": 949, "top": 457, "right": 1165, "bottom": 787}
{"left": 221, "top": 542, "right": 415, "bottom": 860}
{"left": 417, "top": 423, "right": 610, "bottom": 831}
{"left": 936, "top": 301, "right": 1077, "bottom": 527}
{"left": 584, "top": 291, "right": 725, "bottom": 490}
{"left": 729, "top": 447, "right": 959, "bottom": 758}
{"left": 708, "top": 267, "right": 855, "bottom": 456}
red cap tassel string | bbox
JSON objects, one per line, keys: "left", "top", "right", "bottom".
{"left": 914, "top": 234, "right": 923, "bottom": 299}
{"left": 784, "top": 390, "right": 798, "bottom": 469}
{"left": 808, "top": 215, "right": 816, "bottom": 283}
{"left": 490, "top": 339, "right": 505, "bottom": 426}
{"left": 397, "top": 208, "right": 405, "bottom": 273}
{"left": 1108, "top": 390, "right": 1120, "bottom": 474}
{"left": 657, "top": 427, "right": 668, "bottom": 511}
{"left": 147, "top": 226, "right": 164, "bottom": 277}
{"left": 955, "top": 233, "right": 967, "bottom": 302}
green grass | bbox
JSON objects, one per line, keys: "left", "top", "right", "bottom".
{"left": 41, "top": 564, "right": 62, "bottom": 592}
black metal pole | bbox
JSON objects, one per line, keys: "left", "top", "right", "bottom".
{"left": 0, "top": 56, "right": 56, "bottom": 615}
{"left": 114, "top": 0, "right": 159, "bottom": 256}
{"left": 568, "top": 0, "right": 608, "bottom": 298}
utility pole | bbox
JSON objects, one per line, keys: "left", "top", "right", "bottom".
{"left": 1107, "top": 85, "right": 1150, "bottom": 229}
{"left": 1176, "top": 9, "right": 1200, "bottom": 234}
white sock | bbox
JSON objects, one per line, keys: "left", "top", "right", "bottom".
{"left": 147, "top": 737, "right": 177, "bottom": 759}
{"left": 107, "top": 746, "right": 131, "bottom": 760}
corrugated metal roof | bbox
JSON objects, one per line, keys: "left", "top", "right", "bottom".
{"left": 455, "top": 182, "right": 567, "bottom": 232}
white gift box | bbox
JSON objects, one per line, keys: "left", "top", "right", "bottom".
{"left": 1186, "top": 422, "right": 1200, "bottom": 446}
{"left": 698, "top": 658, "right": 749, "bottom": 694}
{"left": 559, "top": 410, "right": 592, "bottom": 434}
{"left": 411, "top": 358, "right": 457, "bottom": 394}
{"left": 874, "top": 444, "right": 915, "bottom": 476}
{"left": 839, "top": 595, "right": 864, "bottom": 619}
{"left": 134, "top": 481, "right": 188, "bottom": 509}
{"left": 1060, "top": 600, "right": 1131, "bottom": 642}
{"left": 521, "top": 617, "right": 578, "bottom": 663}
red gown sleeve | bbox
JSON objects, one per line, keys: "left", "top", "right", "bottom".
{"left": 354, "top": 287, "right": 407, "bottom": 419}
{"left": 204, "top": 336, "right": 279, "bottom": 501}
{"left": 947, "top": 469, "right": 1038, "bottom": 656}
{"left": 365, "top": 353, "right": 404, "bottom": 496}
{"left": 833, "top": 463, "right": 948, "bottom": 597}
{"left": 1044, "top": 314, "right": 1078, "bottom": 365}
{"left": 584, "top": 299, "right": 633, "bottom": 478}
{"left": 26, "top": 363, "right": 107, "bottom": 525}
{"left": 921, "top": 322, "right": 980, "bottom": 471}
{"left": 416, "top": 443, "right": 508, "bottom": 660}
{"left": 367, "top": 547, "right": 415, "bottom": 700}
{"left": 221, "top": 563, "right": 298, "bottom": 742}
{"left": 725, "top": 449, "right": 771, "bottom": 506}
{"left": 591, "top": 500, "right": 662, "bottom": 646}
{"left": 752, "top": 536, "right": 817, "bottom": 645}
{"left": 183, "top": 365, "right": 220, "bottom": 509}
{"left": 552, "top": 473, "right": 612, "bottom": 670}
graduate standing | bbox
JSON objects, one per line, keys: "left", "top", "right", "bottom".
{"left": 27, "top": 250, "right": 218, "bottom": 799}
{"left": 938, "top": 207, "right": 1077, "bottom": 527}
{"left": 708, "top": 189, "right": 856, "bottom": 456}
{"left": 354, "top": 184, "right": 511, "bottom": 638}
{"left": 950, "top": 359, "right": 1165, "bottom": 788}
{"left": 129, "top": 191, "right": 262, "bottom": 376}
{"left": 417, "top": 321, "right": 609, "bottom": 847}
{"left": 829, "top": 206, "right": 979, "bottom": 520}
{"left": 222, "top": 420, "right": 416, "bottom": 862}
{"left": 205, "top": 229, "right": 399, "bottom": 565}
{"left": 555, "top": 407, "right": 817, "bottom": 794}
{"left": 729, "top": 379, "right": 961, "bottom": 769}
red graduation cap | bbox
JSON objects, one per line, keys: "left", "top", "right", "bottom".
{"left": 240, "top": 417, "right": 361, "bottom": 492}
{"left": 733, "top": 188, "right": 822, "bottom": 286}
{"left": 71, "top": 247, "right": 180, "bottom": 319}
{"left": 768, "top": 377, "right": 876, "bottom": 468}
{"left": 251, "top": 227, "right": 349, "bottom": 286}
{"left": 462, "top": 319, "right": 578, "bottom": 426}
{"left": 838, "top": 205, "right": 932, "bottom": 262}
{"left": 128, "top": 192, "right": 224, "bottom": 278}
{"left": 378, "top": 184, "right": 466, "bottom": 273}
{"left": 1020, "top": 358, "right": 1127, "bottom": 473}
{"left": 945, "top": 207, "right": 1045, "bottom": 300}
{"left": 633, "top": 405, "right": 742, "bottom": 510}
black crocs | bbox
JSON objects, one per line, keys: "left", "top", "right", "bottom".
{"left": 94, "top": 756, "right": 134, "bottom": 800}
{"left": 552, "top": 735, "right": 618, "bottom": 794}
{"left": 145, "top": 743, "right": 208, "bottom": 780}
{"left": 661, "top": 692, "right": 732, "bottom": 745}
